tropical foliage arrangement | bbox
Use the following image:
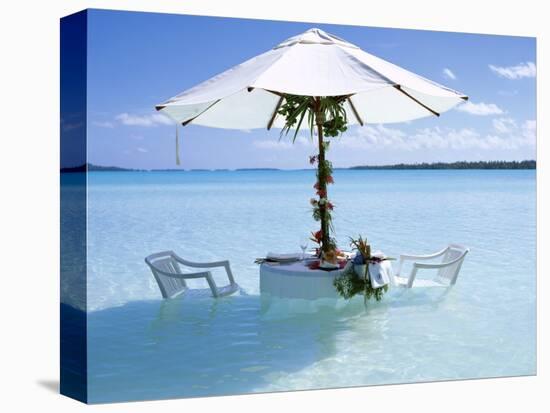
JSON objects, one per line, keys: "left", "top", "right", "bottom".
{"left": 278, "top": 99, "right": 392, "bottom": 301}
{"left": 333, "top": 236, "right": 390, "bottom": 302}
{"left": 278, "top": 94, "right": 348, "bottom": 255}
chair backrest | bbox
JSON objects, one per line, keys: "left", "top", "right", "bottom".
{"left": 145, "top": 251, "right": 187, "bottom": 299}
{"left": 437, "top": 244, "right": 469, "bottom": 285}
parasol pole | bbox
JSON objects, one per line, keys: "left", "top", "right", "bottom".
{"left": 314, "top": 97, "right": 330, "bottom": 253}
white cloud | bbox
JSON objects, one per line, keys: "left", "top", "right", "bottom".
{"left": 92, "top": 120, "right": 114, "bottom": 128}
{"left": 521, "top": 120, "right": 536, "bottom": 144}
{"left": 253, "top": 135, "right": 313, "bottom": 150}
{"left": 487, "top": 118, "right": 535, "bottom": 148}
{"left": 332, "top": 122, "right": 535, "bottom": 153}
{"left": 256, "top": 123, "right": 532, "bottom": 154}
{"left": 492, "top": 117, "right": 535, "bottom": 138}
{"left": 523, "top": 119, "right": 536, "bottom": 132}
{"left": 336, "top": 125, "right": 407, "bottom": 149}
{"left": 455, "top": 101, "right": 505, "bottom": 116}
{"left": 136, "top": 147, "right": 148, "bottom": 153}
{"left": 253, "top": 140, "right": 294, "bottom": 150}
{"left": 116, "top": 112, "right": 172, "bottom": 127}
{"left": 489, "top": 62, "right": 536, "bottom": 79}
{"left": 442, "top": 68, "right": 456, "bottom": 80}
{"left": 294, "top": 136, "right": 314, "bottom": 146}
{"left": 492, "top": 118, "right": 517, "bottom": 134}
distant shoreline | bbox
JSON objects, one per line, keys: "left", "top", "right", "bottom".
{"left": 61, "top": 160, "right": 536, "bottom": 173}
{"left": 349, "top": 160, "right": 536, "bottom": 170}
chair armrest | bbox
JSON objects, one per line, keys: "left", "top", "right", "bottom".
{"left": 172, "top": 253, "right": 228, "bottom": 268}
{"left": 399, "top": 247, "right": 449, "bottom": 262}
{"left": 396, "top": 247, "right": 448, "bottom": 276}
{"left": 398, "top": 250, "right": 467, "bottom": 288}
{"left": 172, "top": 253, "right": 236, "bottom": 285}
{"left": 153, "top": 268, "right": 213, "bottom": 279}
{"left": 413, "top": 253, "right": 466, "bottom": 270}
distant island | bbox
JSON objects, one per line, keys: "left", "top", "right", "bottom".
{"left": 349, "top": 160, "right": 536, "bottom": 170}
{"left": 60, "top": 164, "right": 88, "bottom": 173}
{"left": 61, "top": 164, "right": 284, "bottom": 173}
{"left": 61, "top": 163, "right": 145, "bottom": 173}
{"left": 61, "top": 160, "right": 536, "bottom": 173}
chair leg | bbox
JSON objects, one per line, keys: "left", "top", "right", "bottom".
{"left": 224, "top": 262, "right": 236, "bottom": 285}
{"left": 204, "top": 272, "right": 219, "bottom": 298}
{"left": 408, "top": 267, "right": 418, "bottom": 288}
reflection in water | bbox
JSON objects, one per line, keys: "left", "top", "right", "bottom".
{"left": 87, "top": 289, "right": 462, "bottom": 403}
{"left": 87, "top": 283, "right": 535, "bottom": 403}
{"left": 88, "top": 294, "right": 367, "bottom": 403}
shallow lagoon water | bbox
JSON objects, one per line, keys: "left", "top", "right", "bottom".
{"left": 80, "top": 170, "right": 535, "bottom": 402}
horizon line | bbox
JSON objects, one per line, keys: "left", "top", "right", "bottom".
{"left": 61, "top": 160, "right": 537, "bottom": 173}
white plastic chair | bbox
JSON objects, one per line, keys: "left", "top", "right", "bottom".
{"left": 145, "top": 251, "right": 239, "bottom": 299}
{"left": 393, "top": 244, "right": 469, "bottom": 288}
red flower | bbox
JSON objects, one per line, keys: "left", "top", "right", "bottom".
{"left": 327, "top": 201, "right": 334, "bottom": 210}
{"left": 317, "top": 189, "right": 327, "bottom": 198}
{"left": 313, "top": 230, "right": 323, "bottom": 242}
{"left": 313, "top": 182, "right": 320, "bottom": 190}
{"left": 326, "top": 175, "right": 334, "bottom": 184}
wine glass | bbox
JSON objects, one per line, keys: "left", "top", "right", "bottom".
{"left": 299, "top": 237, "right": 309, "bottom": 260}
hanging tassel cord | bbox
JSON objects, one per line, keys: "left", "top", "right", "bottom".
{"left": 175, "top": 123, "right": 181, "bottom": 166}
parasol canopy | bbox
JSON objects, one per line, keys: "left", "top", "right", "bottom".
{"left": 156, "top": 28, "right": 467, "bottom": 128}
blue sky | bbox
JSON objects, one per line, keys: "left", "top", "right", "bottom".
{"left": 85, "top": 9, "right": 536, "bottom": 169}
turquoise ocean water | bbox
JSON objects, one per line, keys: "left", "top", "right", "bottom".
{"left": 72, "top": 170, "right": 535, "bottom": 402}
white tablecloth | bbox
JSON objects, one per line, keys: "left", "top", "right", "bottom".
{"left": 260, "top": 259, "right": 394, "bottom": 300}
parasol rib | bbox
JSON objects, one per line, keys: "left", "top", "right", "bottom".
{"left": 267, "top": 96, "right": 284, "bottom": 130}
{"left": 156, "top": 99, "right": 222, "bottom": 126}
{"left": 180, "top": 99, "right": 222, "bottom": 126}
{"left": 264, "top": 89, "right": 286, "bottom": 98}
{"left": 347, "top": 96, "right": 364, "bottom": 126}
{"left": 393, "top": 85, "right": 440, "bottom": 117}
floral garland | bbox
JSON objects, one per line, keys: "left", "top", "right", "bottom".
{"left": 309, "top": 154, "right": 337, "bottom": 253}
{"left": 333, "top": 264, "right": 389, "bottom": 302}
{"left": 277, "top": 95, "right": 348, "bottom": 141}
{"left": 333, "top": 236, "right": 390, "bottom": 302}
{"left": 277, "top": 95, "right": 347, "bottom": 254}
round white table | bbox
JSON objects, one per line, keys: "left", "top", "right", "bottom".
{"left": 260, "top": 257, "right": 395, "bottom": 301}
{"left": 260, "top": 259, "right": 345, "bottom": 300}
